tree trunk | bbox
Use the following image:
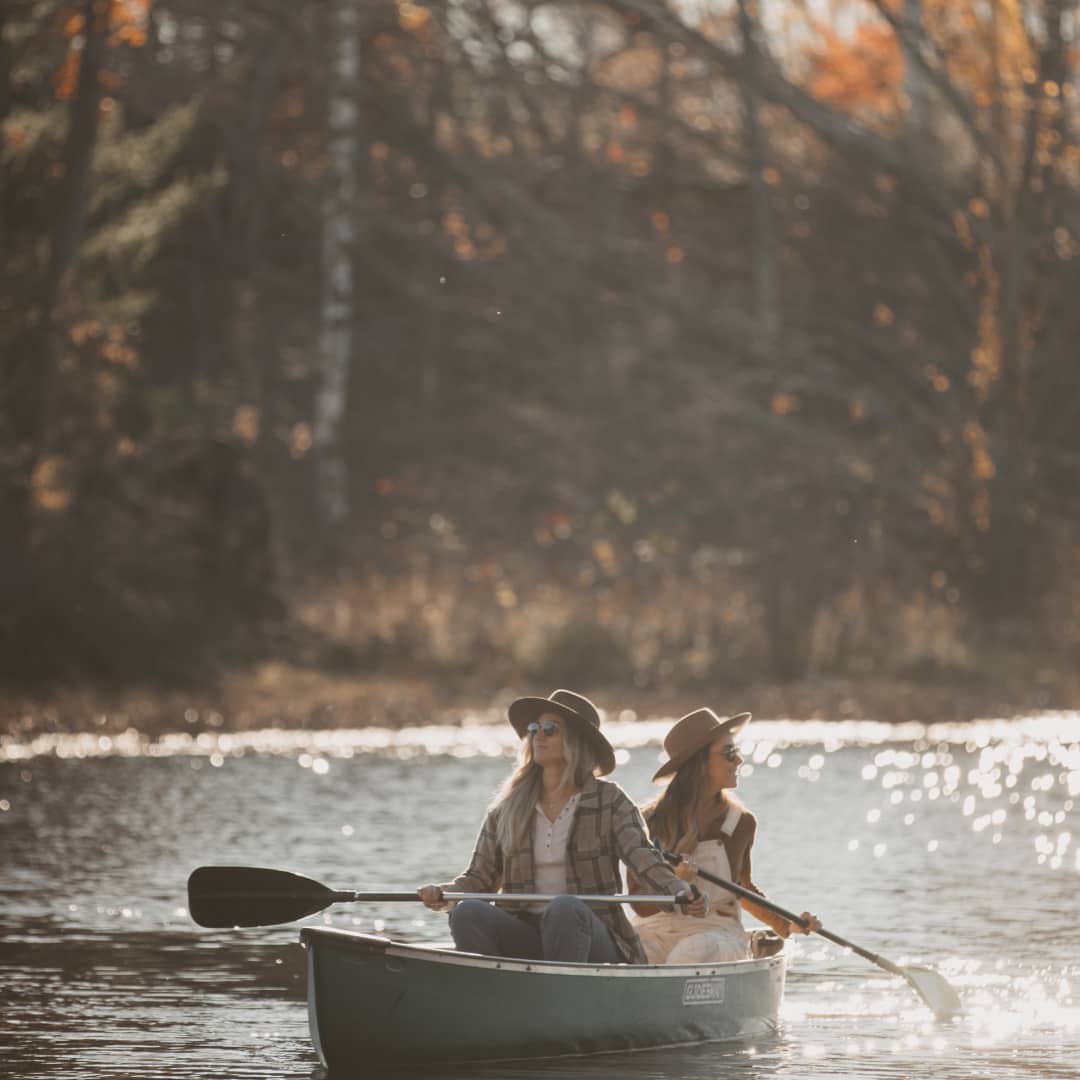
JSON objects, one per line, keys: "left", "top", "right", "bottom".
{"left": 0, "top": 4, "right": 11, "bottom": 258}
{"left": 315, "top": 0, "right": 361, "bottom": 528}
{"left": 738, "top": 1, "right": 805, "bottom": 678}
{"left": 998, "top": 0, "right": 1067, "bottom": 401}
{"left": 736, "top": 0, "right": 780, "bottom": 351}
{"left": 973, "top": 0, "right": 1068, "bottom": 623}
{"left": 46, "top": 0, "right": 107, "bottom": 312}
{"left": 2, "top": 0, "right": 107, "bottom": 660}
{"left": 902, "top": 0, "right": 929, "bottom": 133}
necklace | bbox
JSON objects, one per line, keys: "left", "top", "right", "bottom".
{"left": 540, "top": 788, "right": 576, "bottom": 818}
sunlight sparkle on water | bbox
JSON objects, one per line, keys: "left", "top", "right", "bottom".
{"left": 4, "top": 712, "right": 1078, "bottom": 762}
{"left": 966, "top": 972, "right": 1080, "bottom": 1047}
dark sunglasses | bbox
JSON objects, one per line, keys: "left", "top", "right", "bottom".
{"left": 527, "top": 719, "right": 561, "bottom": 738}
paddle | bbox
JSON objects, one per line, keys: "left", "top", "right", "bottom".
{"left": 658, "top": 850, "right": 962, "bottom": 1020}
{"left": 187, "top": 865, "right": 686, "bottom": 929}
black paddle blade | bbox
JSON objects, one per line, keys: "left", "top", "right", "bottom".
{"left": 187, "top": 865, "right": 337, "bottom": 928}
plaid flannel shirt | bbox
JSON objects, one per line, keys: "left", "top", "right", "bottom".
{"left": 438, "top": 776, "right": 686, "bottom": 963}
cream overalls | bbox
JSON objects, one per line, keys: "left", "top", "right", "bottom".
{"left": 631, "top": 805, "right": 750, "bottom": 964}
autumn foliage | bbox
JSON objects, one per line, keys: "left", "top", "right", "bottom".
{"left": 53, "top": 0, "right": 151, "bottom": 101}
{"left": 1, "top": 0, "right": 1078, "bottom": 700}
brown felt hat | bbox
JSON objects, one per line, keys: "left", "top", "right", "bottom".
{"left": 652, "top": 708, "right": 751, "bottom": 782}
{"left": 507, "top": 689, "right": 616, "bottom": 776}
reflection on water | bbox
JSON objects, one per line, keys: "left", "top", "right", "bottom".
{"left": 2, "top": 930, "right": 311, "bottom": 1080}
{"left": 1, "top": 714, "right": 1078, "bottom": 1079}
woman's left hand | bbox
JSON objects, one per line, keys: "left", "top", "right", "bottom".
{"left": 789, "top": 911, "right": 822, "bottom": 935}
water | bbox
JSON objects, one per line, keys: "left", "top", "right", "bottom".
{"left": 2, "top": 714, "right": 1078, "bottom": 1079}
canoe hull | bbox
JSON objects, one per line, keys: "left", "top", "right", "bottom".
{"left": 301, "top": 926, "right": 786, "bottom": 1070}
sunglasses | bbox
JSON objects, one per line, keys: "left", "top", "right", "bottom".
{"left": 527, "top": 719, "right": 561, "bottom": 738}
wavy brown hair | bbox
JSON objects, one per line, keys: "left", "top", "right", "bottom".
{"left": 643, "top": 742, "right": 741, "bottom": 854}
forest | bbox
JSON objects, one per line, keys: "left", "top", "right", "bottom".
{"left": 2, "top": 0, "right": 1079, "bottom": 726}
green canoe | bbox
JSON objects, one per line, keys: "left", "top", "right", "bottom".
{"left": 300, "top": 926, "right": 786, "bottom": 1069}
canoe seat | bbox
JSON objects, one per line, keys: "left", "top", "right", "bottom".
{"left": 750, "top": 929, "right": 784, "bottom": 958}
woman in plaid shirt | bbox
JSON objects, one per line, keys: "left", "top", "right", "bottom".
{"left": 418, "top": 689, "right": 702, "bottom": 962}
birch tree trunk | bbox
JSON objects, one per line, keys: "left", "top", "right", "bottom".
{"left": 315, "top": 0, "right": 361, "bottom": 528}
{"left": 900, "top": 0, "right": 929, "bottom": 134}
{"left": 736, "top": 0, "right": 779, "bottom": 351}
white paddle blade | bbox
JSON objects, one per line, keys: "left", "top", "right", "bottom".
{"left": 902, "top": 966, "right": 963, "bottom": 1020}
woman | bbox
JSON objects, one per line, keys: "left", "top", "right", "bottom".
{"left": 418, "top": 689, "right": 702, "bottom": 963}
{"left": 629, "top": 708, "right": 821, "bottom": 964}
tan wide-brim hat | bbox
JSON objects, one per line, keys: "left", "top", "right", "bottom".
{"left": 652, "top": 708, "right": 751, "bottom": 782}
{"left": 507, "top": 688, "right": 616, "bottom": 776}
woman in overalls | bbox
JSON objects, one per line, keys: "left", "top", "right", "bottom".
{"left": 630, "top": 708, "right": 821, "bottom": 963}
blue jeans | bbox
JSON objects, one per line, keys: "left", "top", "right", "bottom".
{"left": 449, "top": 895, "right": 622, "bottom": 963}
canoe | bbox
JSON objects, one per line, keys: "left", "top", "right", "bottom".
{"left": 300, "top": 925, "right": 786, "bottom": 1069}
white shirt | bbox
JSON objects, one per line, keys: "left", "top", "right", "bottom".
{"left": 530, "top": 793, "right": 581, "bottom": 913}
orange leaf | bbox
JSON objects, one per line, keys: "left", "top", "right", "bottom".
{"left": 873, "top": 302, "right": 895, "bottom": 327}
{"left": 62, "top": 11, "right": 86, "bottom": 36}
{"left": 54, "top": 52, "right": 81, "bottom": 101}
{"left": 805, "top": 24, "right": 902, "bottom": 115}
{"left": 771, "top": 392, "right": 800, "bottom": 416}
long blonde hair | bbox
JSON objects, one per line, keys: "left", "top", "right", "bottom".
{"left": 491, "top": 722, "right": 601, "bottom": 853}
{"left": 643, "top": 742, "right": 742, "bottom": 854}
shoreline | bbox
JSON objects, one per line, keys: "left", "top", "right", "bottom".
{"left": 2, "top": 662, "right": 1075, "bottom": 740}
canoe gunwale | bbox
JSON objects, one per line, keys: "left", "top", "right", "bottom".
{"left": 299, "top": 925, "right": 786, "bottom": 978}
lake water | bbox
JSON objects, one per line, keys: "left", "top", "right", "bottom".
{"left": 2, "top": 713, "right": 1078, "bottom": 1079}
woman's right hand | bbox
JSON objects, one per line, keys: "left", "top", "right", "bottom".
{"left": 675, "top": 855, "right": 698, "bottom": 883}
{"left": 417, "top": 884, "right": 446, "bottom": 911}
{"left": 679, "top": 885, "right": 709, "bottom": 918}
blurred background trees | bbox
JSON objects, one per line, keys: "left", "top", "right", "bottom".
{"left": 2, "top": 0, "right": 1078, "bottom": 699}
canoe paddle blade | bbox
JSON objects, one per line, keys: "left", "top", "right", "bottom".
{"left": 656, "top": 847, "right": 962, "bottom": 1021}
{"left": 187, "top": 865, "right": 340, "bottom": 928}
{"left": 901, "top": 965, "right": 963, "bottom": 1020}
